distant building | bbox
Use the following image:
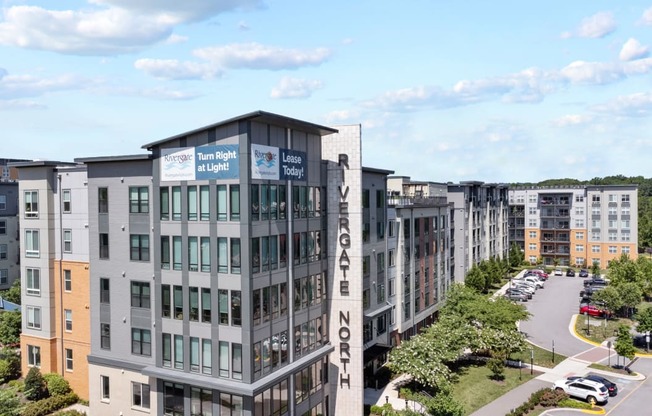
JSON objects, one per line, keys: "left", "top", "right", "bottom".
{"left": 0, "top": 182, "right": 20, "bottom": 290}
{"left": 0, "top": 158, "right": 30, "bottom": 182}
{"left": 508, "top": 185, "right": 638, "bottom": 267}
{"left": 0, "top": 297, "right": 20, "bottom": 312}
{"left": 448, "top": 182, "right": 510, "bottom": 280}
{"left": 12, "top": 161, "right": 91, "bottom": 400}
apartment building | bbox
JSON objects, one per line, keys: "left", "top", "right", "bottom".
{"left": 448, "top": 182, "right": 510, "bottom": 281}
{"left": 386, "top": 177, "right": 453, "bottom": 341}
{"left": 13, "top": 161, "right": 91, "bottom": 400}
{"left": 508, "top": 185, "right": 638, "bottom": 267}
{"left": 0, "top": 182, "right": 20, "bottom": 290}
{"left": 77, "top": 112, "right": 380, "bottom": 416}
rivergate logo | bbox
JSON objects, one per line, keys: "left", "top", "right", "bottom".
{"left": 160, "top": 145, "right": 239, "bottom": 181}
{"left": 161, "top": 148, "right": 195, "bottom": 180}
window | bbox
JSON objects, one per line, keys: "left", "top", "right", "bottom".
{"left": 129, "top": 187, "right": 149, "bottom": 213}
{"left": 28, "top": 345, "right": 41, "bottom": 367}
{"left": 161, "top": 236, "right": 170, "bottom": 269}
{"left": 203, "top": 339, "right": 212, "bottom": 375}
{"left": 64, "top": 270, "right": 72, "bottom": 292}
{"left": 219, "top": 341, "right": 229, "bottom": 377}
{"left": 131, "top": 281, "right": 151, "bottom": 309}
{"left": 189, "top": 287, "right": 199, "bottom": 321}
{"left": 98, "top": 188, "right": 109, "bottom": 213}
{"left": 217, "top": 185, "right": 227, "bottom": 221}
{"left": 622, "top": 246, "right": 631, "bottom": 254}
{"left": 27, "top": 306, "right": 41, "bottom": 329}
{"left": 101, "top": 375, "right": 110, "bottom": 401}
{"left": 0, "top": 269, "right": 7, "bottom": 285}
{"left": 164, "top": 382, "right": 184, "bottom": 415}
{"left": 65, "top": 309, "right": 72, "bottom": 331}
{"left": 24, "top": 190, "right": 38, "bottom": 218}
{"left": 529, "top": 231, "right": 537, "bottom": 238}
{"left": 190, "top": 337, "right": 200, "bottom": 372}
{"left": 575, "top": 232, "right": 584, "bottom": 240}
{"left": 130, "top": 235, "right": 150, "bottom": 261}
{"left": 230, "top": 185, "right": 240, "bottom": 221}
{"left": 172, "top": 186, "right": 182, "bottom": 220}
{"left": 65, "top": 348, "right": 73, "bottom": 371}
{"left": 25, "top": 229, "right": 39, "bottom": 257}
{"left": 529, "top": 243, "right": 536, "bottom": 250}
{"left": 201, "top": 288, "right": 211, "bottom": 323}
{"left": 132, "top": 382, "right": 150, "bottom": 409}
{"left": 63, "top": 230, "right": 72, "bottom": 253}
{"left": 163, "top": 334, "right": 172, "bottom": 368}
{"left": 232, "top": 343, "right": 242, "bottom": 380}
{"left": 622, "top": 220, "right": 630, "bottom": 229}
{"left": 575, "top": 244, "right": 584, "bottom": 252}
{"left": 219, "top": 290, "right": 229, "bottom": 324}
{"left": 191, "top": 387, "right": 212, "bottom": 416}
{"left": 200, "top": 185, "right": 210, "bottom": 221}
{"left": 388, "top": 249, "right": 395, "bottom": 267}
{"left": 188, "top": 186, "right": 197, "bottom": 221}
{"left": 100, "top": 278, "right": 110, "bottom": 303}
{"left": 575, "top": 219, "right": 584, "bottom": 228}
{"left": 592, "top": 245, "right": 600, "bottom": 253}
{"left": 609, "top": 194, "right": 617, "bottom": 202}
{"left": 0, "top": 220, "right": 5, "bottom": 235}
{"left": 592, "top": 194, "right": 600, "bottom": 202}
{"left": 132, "top": 328, "right": 152, "bottom": 356}
{"left": 609, "top": 246, "right": 617, "bottom": 254}
{"left": 99, "top": 233, "right": 109, "bottom": 259}
{"left": 26, "top": 268, "right": 40, "bottom": 296}
{"left": 231, "top": 291, "right": 241, "bottom": 326}
{"left": 0, "top": 195, "right": 5, "bottom": 210}
{"left": 622, "top": 194, "right": 630, "bottom": 203}
{"left": 174, "top": 335, "right": 184, "bottom": 369}
{"left": 160, "top": 187, "right": 170, "bottom": 220}
{"left": 101, "top": 324, "right": 110, "bottom": 349}
{"left": 188, "top": 237, "right": 199, "bottom": 271}
{"left": 63, "top": 189, "right": 71, "bottom": 213}
{"left": 174, "top": 285, "right": 183, "bottom": 319}
{"left": 231, "top": 238, "right": 241, "bottom": 274}
{"left": 173, "top": 236, "right": 182, "bottom": 270}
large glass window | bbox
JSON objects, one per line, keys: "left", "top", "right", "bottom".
{"left": 232, "top": 343, "right": 242, "bottom": 380}
{"left": 200, "top": 237, "right": 210, "bottom": 272}
{"left": 188, "top": 237, "right": 199, "bottom": 271}
{"left": 98, "top": 188, "right": 108, "bottom": 213}
{"left": 173, "top": 236, "right": 182, "bottom": 270}
{"left": 200, "top": 185, "right": 210, "bottom": 221}
{"left": 230, "top": 185, "right": 240, "bottom": 221}
{"left": 25, "top": 229, "right": 39, "bottom": 257}
{"left": 132, "top": 382, "right": 150, "bottom": 409}
{"left": 219, "top": 341, "right": 229, "bottom": 377}
{"left": 163, "top": 382, "right": 184, "bottom": 415}
{"left": 202, "top": 339, "right": 212, "bottom": 375}
{"left": 187, "top": 186, "right": 198, "bottom": 221}
{"left": 163, "top": 333, "right": 172, "bottom": 367}
{"left": 231, "top": 238, "right": 241, "bottom": 274}
{"left": 217, "top": 185, "right": 227, "bottom": 221}
{"left": 251, "top": 184, "right": 260, "bottom": 221}
{"left": 62, "top": 189, "right": 71, "bottom": 213}
{"left": 174, "top": 335, "right": 184, "bottom": 369}
{"left": 130, "top": 235, "right": 150, "bottom": 261}
{"left": 131, "top": 328, "right": 151, "bottom": 356}
{"left": 24, "top": 190, "right": 39, "bottom": 218}
{"left": 129, "top": 187, "right": 149, "bottom": 213}
{"left": 26, "top": 268, "right": 40, "bottom": 296}
{"left": 131, "top": 281, "right": 151, "bottom": 309}
{"left": 190, "top": 337, "right": 200, "bottom": 372}
{"left": 160, "top": 187, "right": 170, "bottom": 220}
{"left": 191, "top": 387, "right": 212, "bottom": 416}
{"left": 172, "top": 186, "right": 182, "bottom": 221}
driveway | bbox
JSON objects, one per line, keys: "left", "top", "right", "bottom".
{"left": 517, "top": 275, "right": 589, "bottom": 356}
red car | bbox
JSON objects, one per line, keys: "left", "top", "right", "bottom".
{"left": 579, "top": 304, "right": 609, "bottom": 318}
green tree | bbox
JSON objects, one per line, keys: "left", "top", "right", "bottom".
{"left": 591, "top": 287, "right": 623, "bottom": 317}
{"left": 635, "top": 307, "right": 652, "bottom": 333}
{"left": 422, "top": 391, "right": 464, "bottom": 416}
{"left": 616, "top": 282, "right": 642, "bottom": 318}
{"left": 614, "top": 325, "right": 636, "bottom": 367}
{"left": 0, "top": 311, "right": 21, "bottom": 346}
{"left": 464, "top": 266, "right": 486, "bottom": 293}
{"left": 0, "top": 349, "right": 21, "bottom": 383}
{"left": 607, "top": 254, "right": 643, "bottom": 288}
{"left": 0, "top": 389, "right": 20, "bottom": 416}
{"left": 591, "top": 260, "right": 601, "bottom": 278}
{"left": 0, "top": 279, "right": 20, "bottom": 305}
{"left": 509, "top": 242, "right": 524, "bottom": 269}
{"left": 43, "top": 373, "right": 71, "bottom": 396}
{"left": 24, "top": 367, "right": 48, "bottom": 401}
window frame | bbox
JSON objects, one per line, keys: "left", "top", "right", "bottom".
{"left": 28, "top": 345, "right": 41, "bottom": 367}
{"left": 65, "top": 309, "right": 73, "bottom": 331}
{"left": 25, "top": 229, "right": 40, "bottom": 258}
{"left": 101, "top": 375, "right": 110, "bottom": 401}
{"left": 27, "top": 306, "right": 41, "bottom": 329}
{"left": 24, "top": 190, "right": 39, "bottom": 218}
{"left": 64, "top": 269, "right": 72, "bottom": 292}
{"left": 132, "top": 382, "right": 151, "bottom": 410}
{"left": 130, "top": 234, "right": 150, "bottom": 262}
{"left": 129, "top": 186, "right": 150, "bottom": 214}
{"left": 62, "top": 189, "right": 72, "bottom": 213}
{"left": 131, "top": 328, "right": 152, "bottom": 356}
{"left": 131, "top": 281, "right": 151, "bottom": 309}
{"left": 63, "top": 229, "right": 72, "bottom": 253}
{"left": 65, "top": 348, "right": 73, "bottom": 371}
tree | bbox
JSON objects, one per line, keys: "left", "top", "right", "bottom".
{"left": 24, "top": 367, "right": 47, "bottom": 401}
{"left": 464, "top": 266, "right": 486, "bottom": 293}
{"left": 0, "top": 349, "right": 21, "bottom": 383}
{"left": 614, "top": 325, "right": 636, "bottom": 367}
{"left": 591, "top": 287, "right": 622, "bottom": 317}
{"left": 0, "top": 389, "right": 20, "bottom": 416}
{"left": 616, "top": 282, "right": 642, "bottom": 318}
{"left": 635, "top": 307, "right": 652, "bottom": 333}
{"left": 422, "top": 391, "right": 464, "bottom": 416}
{"left": 0, "top": 279, "right": 20, "bottom": 305}
{"left": 43, "top": 373, "right": 71, "bottom": 396}
{"left": 607, "top": 254, "right": 643, "bottom": 288}
{"left": 509, "top": 242, "right": 524, "bottom": 269}
{"left": 591, "top": 260, "right": 601, "bottom": 278}
{"left": 0, "top": 311, "right": 21, "bottom": 346}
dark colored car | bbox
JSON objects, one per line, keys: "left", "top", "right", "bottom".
{"left": 579, "top": 285, "right": 606, "bottom": 298}
{"left": 579, "top": 269, "right": 589, "bottom": 277}
{"left": 579, "top": 304, "right": 610, "bottom": 317}
{"left": 567, "top": 375, "right": 618, "bottom": 396}
{"left": 583, "top": 277, "right": 608, "bottom": 287}
{"left": 566, "top": 269, "right": 576, "bottom": 277}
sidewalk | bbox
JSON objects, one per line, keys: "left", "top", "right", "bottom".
{"left": 364, "top": 373, "right": 428, "bottom": 414}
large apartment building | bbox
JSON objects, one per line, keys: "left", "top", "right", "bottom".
{"left": 0, "top": 182, "right": 20, "bottom": 290}
{"left": 13, "top": 161, "right": 91, "bottom": 400}
{"left": 508, "top": 185, "right": 638, "bottom": 267}
{"left": 448, "top": 182, "right": 510, "bottom": 280}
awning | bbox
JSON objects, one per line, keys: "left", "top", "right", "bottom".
{"left": 364, "top": 302, "right": 393, "bottom": 319}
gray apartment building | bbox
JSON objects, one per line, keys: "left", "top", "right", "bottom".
{"left": 0, "top": 182, "right": 20, "bottom": 289}
{"left": 79, "top": 112, "right": 378, "bottom": 415}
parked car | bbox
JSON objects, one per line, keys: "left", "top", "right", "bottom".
{"left": 584, "top": 278, "right": 608, "bottom": 287}
{"left": 553, "top": 378, "right": 609, "bottom": 405}
{"left": 579, "top": 285, "right": 607, "bottom": 299}
{"left": 522, "top": 276, "right": 544, "bottom": 288}
{"left": 579, "top": 304, "right": 610, "bottom": 318}
{"left": 566, "top": 269, "right": 576, "bottom": 277}
{"left": 579, "top": 269, "right": 589, "bottom": 278}
{"left": 529, "top": 269, "right": 549, "bottom": 279}
{"left": 554, "top": 269, "right": 563, "bottom": 276}
{"left": 504, "top": 291, "right": 528, "bottom": 302}
{"left": 511, "top": 284, "right": 535, "bottom": 297}
{"left": 567, "top": 375, "right": 618, "bottom": 396}
{"left": 513, "top": 279, "right": 539, "bottom": 291}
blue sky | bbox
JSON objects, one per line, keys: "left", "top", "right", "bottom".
{"left": 2, "top": 1, "right": 652, "bottom": 183}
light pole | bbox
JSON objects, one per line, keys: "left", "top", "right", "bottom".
{"left": 552, "top": 339, "right": 555, "bottom": 363}
{"left": 585, "top": 311, "right": 590, "bottom": 336}
{"left": 518, "top": 360, "right": 522, "bottom": 380}
{"left": 646, "top": 331, "right": 650, "bottom": 353}
{"left": 530, "top": 348, "right": 534, "bottom": 375}
{"left": 607, "top": 341, "right": 612, "bottom": 368}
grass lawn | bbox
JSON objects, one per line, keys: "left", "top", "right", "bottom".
{"left": 510, "top": 343, "right": 568, "bottom": 369}
{"left": 450, "top": 362, "right": 536, "bottom": 415}
{"left": 574, "top": 315, "right": 635, "bottom": 345}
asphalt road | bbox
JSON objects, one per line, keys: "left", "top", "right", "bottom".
{"left": 517, "top": 274, "right": 590, "bottom": 356}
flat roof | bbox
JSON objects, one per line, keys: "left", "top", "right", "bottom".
{"left": 142, "top": 110, "right": 339, "bottom": 150}
{"left": 75, "top": 154, "right": 152, "bottom": 164}
{"left": 8, "top": 160, "right": 78, "bottom": 168}
{"left": 362, "top": 166, "right": 395, "bottom": 175}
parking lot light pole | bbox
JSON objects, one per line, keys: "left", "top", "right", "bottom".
{"left": 519, "top": 360, "right": 522, "bottom": 380}
{"left": 530, "top": 348, "right": 534, "bottom": 375}
{"left": 552, "top": 340, "right": 555, "bottom": 363}
{"left": 585, "top": 311, "right": 590, "bottom": 336}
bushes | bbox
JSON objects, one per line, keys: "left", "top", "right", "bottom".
{"left": 43, "top": 373, "right": 71, "bottom": 397}
{"left": 24, "top": 367, "right": 48, "bottom": 401}
{"left": 21, "top": 392, "right": 78, "bottom": 416}
{"left": 505, "top": 388, "right": 569, "bottom": 416}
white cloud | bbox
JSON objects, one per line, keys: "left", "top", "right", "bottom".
{"left": 552, "top": 114, "right": 593, "bottom": 127}
{"left": 194, "top": 42, "right": 331, "bottom": 70}
{"left": 591, "top": 92, "right": 652, "bottom": 117}
{"left": 559, "top": 61, "right": 623, "bottom": 84}
{"left": 166, "top": 33, "right": 189, "bottom": 44}
{"left": 577, "top": 11, "right": 616, "bottom": 38}
{"left": 619, "top": 38, "right": 649, "bottom": 61}
{"left": 0, "top": 99, "right": 47, "bottom": 110}
{"left": 641, "top": 7, "right": 652, "bottom": 26}
{"left": 134, "top": 58, "right": 221, "bottom": 80}
{"left": 0, "top": 72, "right": 91, "bottom": 99}
{"left": 270, "top": 77, "right": 323, "bottom": 99}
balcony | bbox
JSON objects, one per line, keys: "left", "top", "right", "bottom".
{"left": 387, "top": 195, "right": 448, "bottom": 207}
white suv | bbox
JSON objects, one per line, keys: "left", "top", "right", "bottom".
{"left": 553, "top": 378, "right": 609, "bottom": 405}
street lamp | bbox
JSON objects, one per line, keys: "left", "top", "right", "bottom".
{"left": 518, "top": 360, "right": 522, "bottom": 380}
{"left": 585, "top": 311, "right": 590, "bottom": 336}
{"left": 552, "top": 340, "right": 555, "bottom": 363}
{"left": 646, "top": 331, "right": 650, "bottom": 353}
{"left": 607, "top": 341, "right": 612, "bottom": 368}
{"left": 530, "top": 348, "right": 534, "bottom": 375}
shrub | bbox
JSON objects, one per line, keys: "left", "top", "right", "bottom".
{"left": 54, "top": 411, "right": 86, "bottom": 416}
{"left": 487, "top": 357, "right": 505, "bottom": 380}
{"left": 43, "top": 373, "right": 71, "bottom": 397}
{"left": 538, "top": 389, "right": 568, "bottom": 407}
{"left": 24, "top": 367, "right": 48, "bottom": 401}
{"left": 7, "top": 379, "right": 24, "bottom": 392}
{"left": 21, "top": 392, "right": 78, "bottom": 416}
{"left": 0, "top": 358, "right": 21, "bottom": 384}
{"left": 557, "top": 399, "right": 591, "bottom": 409}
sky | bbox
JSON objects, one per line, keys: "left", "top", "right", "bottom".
{"left": 2, "top": 1, "right": 652, "bottom": 183}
